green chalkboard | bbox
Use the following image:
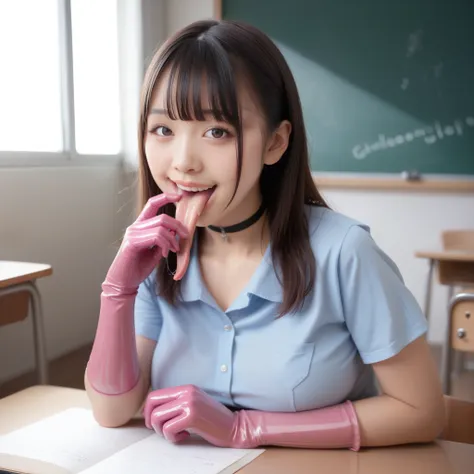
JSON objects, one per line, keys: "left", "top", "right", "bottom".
{"left": 222, "top": 0, "right": 474, "bottom": 177}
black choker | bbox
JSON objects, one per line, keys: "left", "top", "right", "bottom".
{"left": 208, "top": 203, "right": 265, "bottom": 240}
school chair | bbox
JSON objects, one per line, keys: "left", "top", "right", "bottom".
{"left": 439, "top": 230, "right": 474, "bottom": 374}
{"left": 442, "top": 292, "right": 474, "bottom": 396}
{"left": 440, "top": 395, "right": 474, "bottom": 445}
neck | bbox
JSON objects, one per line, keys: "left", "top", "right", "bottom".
{"left": 200, "top": 204, "right": 269, "bottom": 257}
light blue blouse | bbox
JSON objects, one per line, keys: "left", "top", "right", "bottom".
{"left": 134, "top": 205, "right": 428, "bottom": 412}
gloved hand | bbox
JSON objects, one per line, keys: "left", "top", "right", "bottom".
{"left": 144, "top": 384, "right": 247, "bottom": 447}
{"left": 144, "top": 384, "right": 360, "bottom": 451}
{"left": 103, "top": 193, "right": 189, "bottom": 297}
{"left": 86, "top": 193, "right": 189, "bottom": 395}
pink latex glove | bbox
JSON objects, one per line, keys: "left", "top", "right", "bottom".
{"left": 86, "top": 193, "right": 189, "bottom": 395}
{"left": 144, "top": 384, "right": 361, "bottom": 451}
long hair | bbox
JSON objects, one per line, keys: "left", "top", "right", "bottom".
{"left": 137, "top": 20, "right": 329, "bottom": 316}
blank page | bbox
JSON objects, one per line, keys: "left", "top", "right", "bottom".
{"left": 0, "top": 408, "right": 264, "bottom": 474}
{"left": 0, "top": 408, "right": 151, "bottom": 472}
{"left": 81, "top": 433, "right": 264, "bottom": 474}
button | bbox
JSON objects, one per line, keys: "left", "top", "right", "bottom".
{"left": 224, "top": 325, "right": 232, "bottom": 331}
{"left": 220, "top": 364, "right": 228, "bottom": 373}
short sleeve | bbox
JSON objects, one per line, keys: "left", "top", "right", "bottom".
{"left": 134, "top": 273, "right": 163, "bottom": 341}
{"left": 338, "top": 225, "right": 428, "bottom": 364}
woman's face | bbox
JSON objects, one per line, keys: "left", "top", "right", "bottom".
{"left": 144, "top": 70, "right": 290, "bottom": 228}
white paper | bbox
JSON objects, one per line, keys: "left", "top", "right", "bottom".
{"left": 81, "top": 433, "right": 263, "bottom": 474}
{"left": 0, "top": 408, "right": 151, "bottom": 472}
{"left": 0, "top": 408, "right": 264, "bottom": 474}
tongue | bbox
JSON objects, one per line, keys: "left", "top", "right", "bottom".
{"left": 174, "top": 189, "right": 213, "bottom": 280}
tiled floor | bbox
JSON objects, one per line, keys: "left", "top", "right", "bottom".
{"left": 0, "top": 343, "right": 473, "bottom": 401}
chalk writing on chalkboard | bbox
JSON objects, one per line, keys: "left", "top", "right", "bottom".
{"left": 406, "top": 29, "right": 424, "bottom": 58}
{"left": 352, "top": 116, "right": 474, "bottom": 160}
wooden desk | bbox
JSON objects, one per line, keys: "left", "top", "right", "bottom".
{"left": 0, "top": 386, "right": 473, "bottom": 474}
{"left": 415, "top": 250, "right": 474, "bottom": 321}
{"left": 0, "top": 262, "right": 53, "bottom": 385}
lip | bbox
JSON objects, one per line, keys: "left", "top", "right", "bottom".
{"left": 172, "top": 179, "right": 214, "bottom": 188}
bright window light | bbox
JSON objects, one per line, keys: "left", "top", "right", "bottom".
{"left": 0, "top": 0, "right": 63, "bottom": 152}
{"left": 71, "top": 0, "right": 121, "bottom": 155}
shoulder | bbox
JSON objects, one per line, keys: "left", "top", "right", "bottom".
{"left": 305, "top": 204, "right": 402, "bottom": 277}
{"left": 306, "top": 204, "right": 371, "bottom": 255}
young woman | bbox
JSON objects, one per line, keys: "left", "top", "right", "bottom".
{"left": 85, "top": 19, "right": 445, "bottom": 451}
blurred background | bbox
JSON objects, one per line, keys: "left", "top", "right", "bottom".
{"left": 0, "top": 0, "right": 473, "bottom": 403}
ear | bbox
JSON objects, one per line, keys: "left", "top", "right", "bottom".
{"left": 263, "top": 120, "right": 292, "bottom": 166}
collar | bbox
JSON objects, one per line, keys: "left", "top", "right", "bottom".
{"left": 179, "top": 233, "right": 283, "bottom": 307}
{"left": 178, "top": 205, "right": 323, "bottom": 307}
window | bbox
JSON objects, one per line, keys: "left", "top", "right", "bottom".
{"left": 0, "top": 0, "right": 121, "bottom": 159}
{"left": 71, "top": 0, "right": 121, "bottom": 154}
{"left": 0, "top": 1, "right": 63, "bottom": 152}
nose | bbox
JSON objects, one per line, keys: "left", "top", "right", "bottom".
{"left": 172, "top": 136, "right": 202, "bottom": 174}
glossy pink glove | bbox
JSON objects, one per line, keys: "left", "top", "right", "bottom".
{"left": 86, "top": 193, "right": 189, "bottom": 395}
{"left": 144, "top": 384, "right": 361, "bottom": 451}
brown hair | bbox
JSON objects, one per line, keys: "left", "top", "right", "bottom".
{"left": 137, "top": 19, "right": 329, "bottom": 315}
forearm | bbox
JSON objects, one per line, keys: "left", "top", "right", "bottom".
{"left": 85, "top": 368, "right": 147, "bottom": 427}
{"left": 353, "top": 394, "right": 445, "bottom": 447}
{"left": 85, "top": 290, "right": 143, "bottom": 426}
{"left": 239, "top": 401, "right": 360, "bottom": 450}
{"left": 238, "top": 393, "right": 445, "bottom": 450}
{"left": 86, "top": 291, "right": 140, "bottom": 393}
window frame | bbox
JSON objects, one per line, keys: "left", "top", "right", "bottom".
{"left": 0, "top": 0, "right": 123, "bottom": 168}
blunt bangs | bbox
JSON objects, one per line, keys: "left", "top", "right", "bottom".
{"left": 161, "top": 37, "right": 240, "bottom": 129}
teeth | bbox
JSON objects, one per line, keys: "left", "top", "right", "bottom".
{"left": 176, "top": 184, "right": 213, "bottom": 193}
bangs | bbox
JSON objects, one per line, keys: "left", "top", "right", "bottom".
{"left": 162, "top": 38, "right": 240, "bottom": 127}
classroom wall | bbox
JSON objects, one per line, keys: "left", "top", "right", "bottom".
{"left": 0, "top": 166, "right": 128, "bottom": 383}
{"left": 165, "top": 0, "right": 474, "bottom": 344}
{"left": 165, "top": 0, "right": 214, "bottom": 36}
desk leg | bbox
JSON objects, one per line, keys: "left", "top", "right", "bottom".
{"left": 442, "top": 323, "right": 452, "bottom": 395}
{"left": 424, "top": 259, "right": 435, "bottom": 322}
{"left": 27, "top": 281, "right": 49, "bottom": 384}
{"left": 0, "top": 282, "right": 48, "bottom": 384}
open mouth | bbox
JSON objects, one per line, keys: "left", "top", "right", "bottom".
{"left": 176, "top": 184, "right": 217, "bottom": 195}
{"left": 172, "top": 181, "right": 217, "bottom": 280}
{"left": 169, "top": 179, "right": 217, "bottom": 199}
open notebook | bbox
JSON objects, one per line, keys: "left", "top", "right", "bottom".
{"left": 0, "top": 408, "right": 264, "bottom": 474}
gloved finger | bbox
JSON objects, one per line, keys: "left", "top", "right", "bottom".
{"left": 136, "top": 193, "right": 182, "bottom": 222}
{"left": 144, "top": 392, "right": 181, "bottom": 429}
{"left": 150, "top": 402, "right": 184, "bottom": 435}
{"left": 126, "top": 229, "right": 173, "bottom": 254}
{"left": 162, "top": 411, "right": 192, "bottom": 443}
{"left": 144, "top": 385, "right": 199, "bottom": 429}
{"left": 132, "top": 213, "right": 189, "bottom": 240}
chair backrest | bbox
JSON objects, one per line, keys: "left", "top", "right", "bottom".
{"left": 441, "top": 396, "right": 474, "bottom": 445}
{"left": 442, "top": 230, "right": 474, "bottom": 252}
{"left": 0, "top": 291, "right": 30, "bottom": 326}
{"left": 449, "top": 293, "right": 474, "bottom": 353}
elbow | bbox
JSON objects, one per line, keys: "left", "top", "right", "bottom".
{"left": 84, "top": 373, "right": 139, "bottom": 429}
{"left": 92, "top": 409, "right": 131, "bottom": 428}
{"left": 417, "top": 400, "right": 447, "bottom": 443}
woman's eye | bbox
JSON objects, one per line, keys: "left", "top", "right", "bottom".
{"left": 205, "top": 128, "right": 228, "bottom": 139}
{"left": 155, "top": 126, "right": 173, "bottom": 137}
